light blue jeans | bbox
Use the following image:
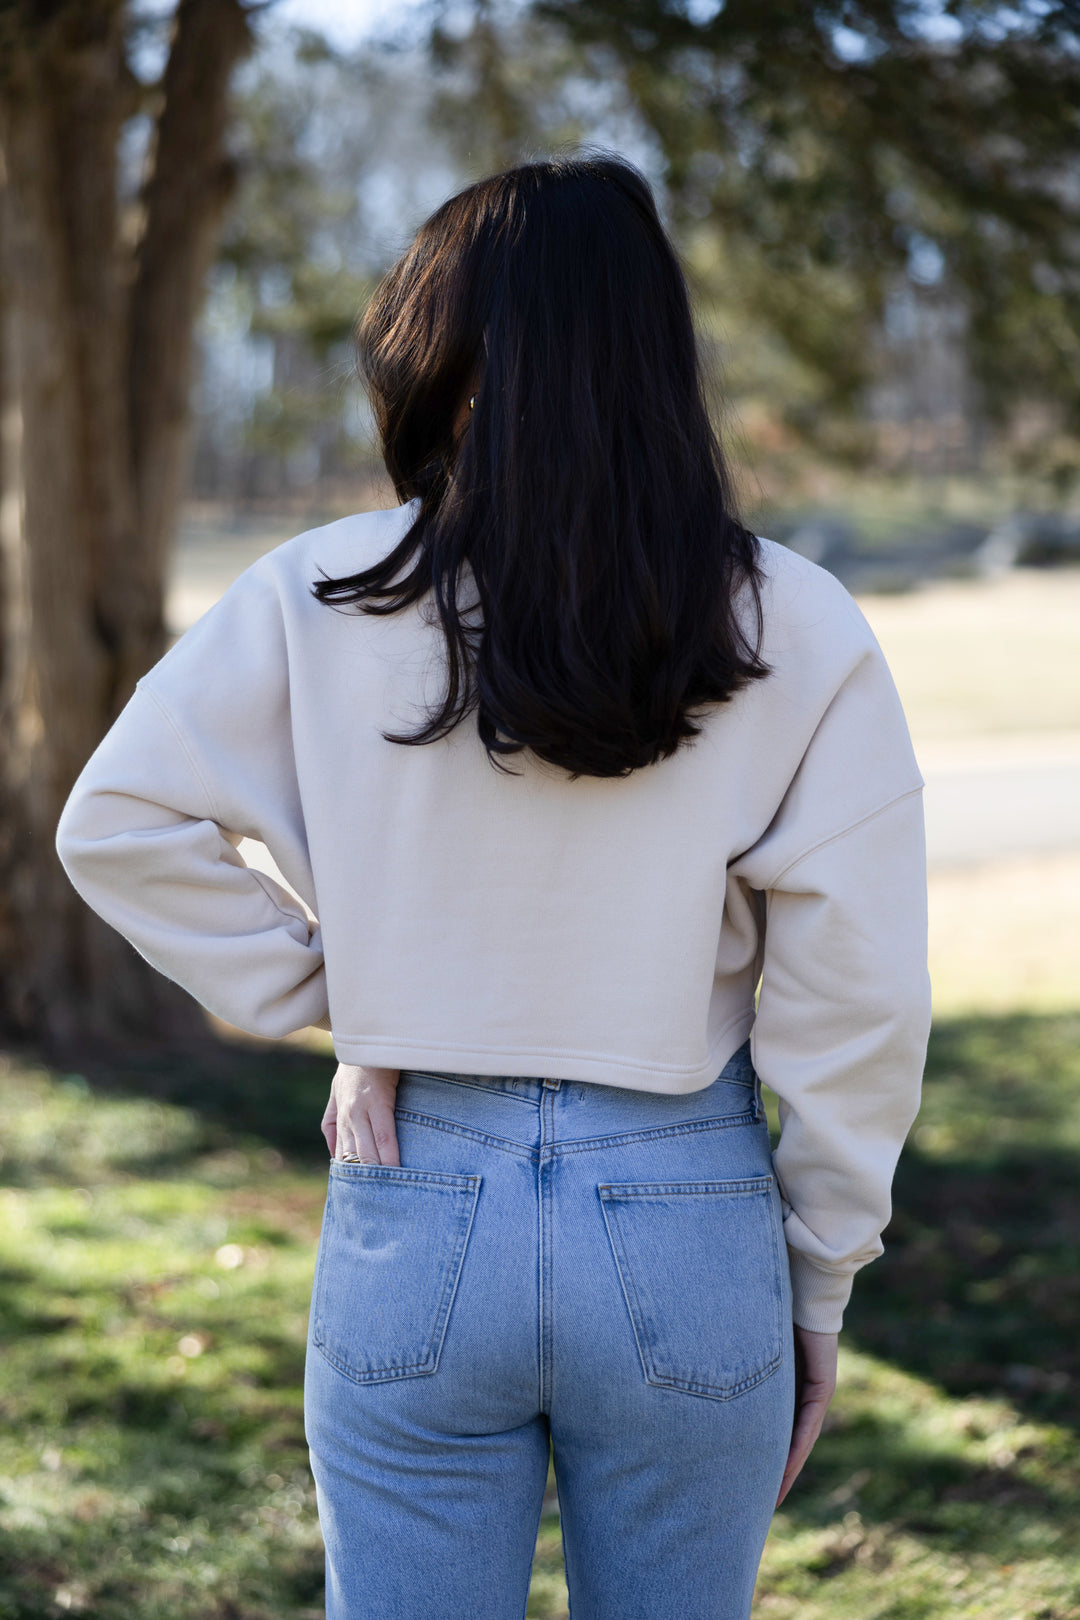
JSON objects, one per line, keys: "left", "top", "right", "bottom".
{"left": 304, "top": 1039, "right": 795, "bottom": 1619}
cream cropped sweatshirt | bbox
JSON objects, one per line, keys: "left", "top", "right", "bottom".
{"left": 55, "top": 501, "right": 932, "bottom": 1333}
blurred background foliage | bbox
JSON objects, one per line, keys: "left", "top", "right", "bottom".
{"left": 2, "top": 1, "right": 1080, "bottom": 1616}
{"left": 190, "top": 0, "right": 1080, "bottom": 512}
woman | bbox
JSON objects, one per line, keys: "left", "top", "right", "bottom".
{"left": 55, "top": 154, "right": 931, "bottom": 1619}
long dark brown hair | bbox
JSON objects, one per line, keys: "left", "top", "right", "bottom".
{"left": 311, "top": 153, "right": 769, "bottom": 778}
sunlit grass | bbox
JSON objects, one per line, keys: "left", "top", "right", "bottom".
{"left": 927, "top": 852, "right": 1080, "bottom": 1017}
{"left": 858, "top": 567, "right": 1080, "bottom": 742}
{"left": 0, "top": 1068, "right": 325, "bottom": 1619}
{"left": 756, "top": 1010, "right": 1080, "bottom": 1620}
{"left": 2, "top": 1006, "right": 1078, "bottom": 1618}
{"left": 754, "top": 1349, "right": 1080, "bottom": 1619}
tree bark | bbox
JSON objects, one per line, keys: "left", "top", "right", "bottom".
{"left": 129, "top": 0, "right": 252, "bottom": 603}
{"left": 0, "top": 0, "right": 253, "bottom": 1064}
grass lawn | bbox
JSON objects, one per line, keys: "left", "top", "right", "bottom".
{"left": 927, "top": 853, "right": 1080, "bottom": 1018}
{"left": 858, "top": 567, "right": 1080, "bottom": 743}
{"left": 2, "top": 1006, "right": 1079, "bottom": 1620}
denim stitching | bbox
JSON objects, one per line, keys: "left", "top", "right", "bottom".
{"left": 599, "top": 1183, "right": 778, "bottom": 1399}
{"left": 597, "top": 1179, "right": 783, "bottom": 1401}
{"left": 316, "top": 1181, "right": 475, "bottom": 1380}
{"left": 553, "top": 1111, "right": 760, "bottom": 1157}
{"left": 313, "top": 1173, "right": 481, "bottom": 1383}
{"left": 427, "top": 1172, "right": 482, "bottom": 1377}
{"left": 598, "top": 1194, "right": 654, "bottom": 1394}
{"left": 394, "top": 1108, "right": 761, "bottom": 1163}
{"left": 328, "top": 1162, "right": 477, "bottom": 1188}
{"left": 539, "top": 1087, "right": 556, "bottom": 1412}
{"left": 645, "top": 1355, "right": 783, "bottom": 1402}
{"left": 393, "top": 1109, "right": 537, "bottom": 1161}
{"left": 401, "top": 1072, "right": 540, "bottom": 1107}
{"left": 597, "top": 1176, "right": 774, "bottom": 1197}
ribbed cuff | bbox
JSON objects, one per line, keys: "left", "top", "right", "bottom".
{"left": 787, "top": 1249, "right": 855, "bottom": 1334}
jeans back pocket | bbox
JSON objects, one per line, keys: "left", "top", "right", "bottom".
{"left": 598, "top": 1174, "right": 783, "bottom": 1401}
{"left": 312, "top": 1163, "right": 481, "bottom": 1385}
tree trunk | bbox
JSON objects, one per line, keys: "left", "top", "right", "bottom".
{"left": 128, "top": 0, "right": 251, "bottom": 606}
{"left": 0, "top": 0, "right": 253, "bottom": 1065}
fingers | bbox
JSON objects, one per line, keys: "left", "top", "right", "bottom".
{"left": 320, "top": 1088, "right": 338, "bottom": 1158}
{"left": 328, "top": 1065, "right": 401, "bottom": 1165}
{"left": 367, "top": 1099, "right": 400, "bottom": 1167}
{"left": 775, "top": 1326, "right": 840, "bottom": 1507}
{"left": 775, "top": 1387, "right": 831, "bottom": 1505}
{"left": 777, "top": 1380, "right": 835, "bottom": 1503}
{"left": 335, "top": 1108, "right": 382, "bottom": 1165}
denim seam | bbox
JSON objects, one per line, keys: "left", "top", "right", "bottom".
{"left": 539, "top": 1086, "right": 556, "bottom": 1412}
{"left": 394, "top": 1108, "right": 761, "bottom": 1162}
{"left": 431, "top": 1173, "right": 482, "bottom": 1379}
{"left": 644, "top": 1355, "right": 784, "bottom": 1402}
{"left": 597, "top": 1176, "right": 774, "bottom": 1197}
{"left": 312, "top": 1175, "right": 481, "bottom": 1383}
{"left": 552, "top": 1111, "right": 760, "bottom": 1157}
{"left": 402, "top": 1072, "right": 540, "bottom": 1108}
{"left": 598, "top": 1181, "right": 785, "bottom": 1402}
{"left": 394, "top": 1108, "right": 537, "bottom": 1160}
{"left": 767, "top": 1183, "right": 786, "bottom": 1377}
{"left": 598, "top": 1194, "right": 654, "bottom": 1402}
{"left": 328, "top": 1162, "right": 477, "bottom": 1188}
{"left": 315, "top": 1196, "right": 470, "bottom": 1381}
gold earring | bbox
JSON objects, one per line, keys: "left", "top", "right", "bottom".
{"left": 469, "top": 395, "right": 476, "bottom": 411}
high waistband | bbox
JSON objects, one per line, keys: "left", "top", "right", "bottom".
{"left": 390, "top": 1038, "right": 762, "bottom": 1157}
{"left": 400, "top": 1036, "right": 755, "bottom": 1102}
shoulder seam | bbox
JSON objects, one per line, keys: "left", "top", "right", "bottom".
{"left": 136, "top": 680, "right": 224, "bottom": 826}
{"left": 763, "top": 782, "right": 925, "bottom": 891}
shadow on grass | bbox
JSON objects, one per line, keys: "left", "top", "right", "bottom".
{"left": 772, "top": 1401, "right": 1073, "bottom": 1546}
{"left": 2, "top": 1010, "right": 1079, "bottom": 1614}
{"left": 843, "top": 1010, "right": 1080, "bottom": 1434}
{"left": 16, "top": 1007, "right": 1080, "bottom": 1424}
{"left": 750, "top": 1008, "right": 1080, "bottom": 1565}
{"left": 21, "top": 1031, "right": 336, "bottom": 1166}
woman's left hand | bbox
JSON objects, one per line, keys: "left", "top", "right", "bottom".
{"left": 321, "top": 1064, "right": 401, "bottom": 1164}
{"left": 775, "top": 1324, "right": 839, "bottom": 1507}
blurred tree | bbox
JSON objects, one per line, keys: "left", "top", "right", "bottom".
{"left": 191, "top": 26, "right": 515, "bottom": 501}
{"left": 434, "top": 0, "right": 1080, "bottom": 473}
{"left": 189, "top": 33, "right": 420, "bottom": 500}
{"left": 0, "top": 0, "right": 253, "bottom": 1058}
{"left": 200, "top": 32, "right": 376, "bottom": 496}
{"left": 429, "top": 0, "right": 602, "bottom": 173}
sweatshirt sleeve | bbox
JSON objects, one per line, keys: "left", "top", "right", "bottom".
{"left": 752, "top": 790, "right": 930, "bottom": 1332}
{"left": 731, "top": 592, "right": 933, "bottom": 1334}
{"left": 54, "top": 562, "right": 332, "bottom": 1041}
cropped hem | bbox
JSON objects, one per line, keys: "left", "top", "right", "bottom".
{"left": 329, "top": 1009, "right": 756, "bottom": 1095}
